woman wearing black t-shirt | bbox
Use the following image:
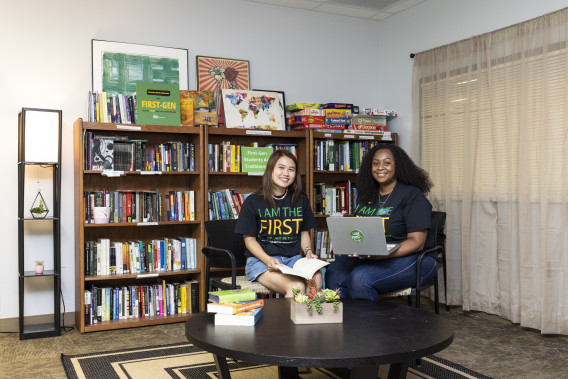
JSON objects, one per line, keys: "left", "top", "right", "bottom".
{"left": 235, "top": 149, "right": 321, "bottom": 297}
{"left": 325, "top": 144, "right": 438, "bottom": 301}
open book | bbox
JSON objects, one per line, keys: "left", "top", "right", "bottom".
{"left": 276, "top": 258, "right": 329, "bottom": 280}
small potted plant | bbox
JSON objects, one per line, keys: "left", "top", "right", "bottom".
{"left": 290, "top": 279, "right": 342, "bottom": 324}
{"left": 35, "top": 260, "right": 45, "bottom": 275}
{"left": 30, "top": 193, "right": 49, "bottom": 219}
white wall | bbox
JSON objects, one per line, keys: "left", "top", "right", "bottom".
{"left": 0, "top": 0, "right": 381, "bottom": 321}
{"left": 378, "top": 0, "right": 568, "bottom": 155}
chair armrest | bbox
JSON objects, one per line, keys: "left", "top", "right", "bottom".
{"left": 415, "top": 245, "right": 443, "bottom": 289}
{"left": 202, "top": 246, "right": 239, "bottom": 289}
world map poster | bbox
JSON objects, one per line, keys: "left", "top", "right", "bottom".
{"left": 222, "top": 89, "right": 285, "bottom": 130}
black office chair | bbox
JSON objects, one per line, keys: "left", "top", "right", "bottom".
{"left": 202, "top": 219, "right": 274, "bottom": 295}
{"left": 410, "top": 211, "right": 449, "bottom": 314}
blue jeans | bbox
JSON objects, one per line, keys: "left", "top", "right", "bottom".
{"left": 245, "top": 255, "right": 303, "bottom": 282}
{"left": 325, "top": 253, "right": 438, "bottom": 301}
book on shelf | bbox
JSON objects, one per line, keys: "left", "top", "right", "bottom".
{"left": 207, "top": 189, "right": 249, "bottom": 220}
{"left": 88, "top": 91, "right": 137, "bottom": 124}
{"left": 84, "top": 279, "right": 199, "bottom": 325}
{"left": 275, "top": 257, "right": 329, "bottom": 280}
{"left": 214, "top": 306, "right": 264, "bottom": 326}
{"left": 186, "top": 280, "right": 200, "bottom": 314}
{"left": 84, "top": 237, "right": 197, "bottom": 276}
{"left": 83, "top": 132, "right": 196, "bottom": 173}
{"left": 91, "top": 135, "right": 114, "bottom": 170}
{"left": 179, "top": 91, "right": 195, "bottom": 126}
{"left": 136, "top": 82, "right": 181, "bottom": 126}
{"left": 208, "top": 289, "right": 257, "bottom": 304}
{"left": 207, "top": 299, "right": 264, "bottom": 314}
{"left": 84, "top": 189, "right": 161, "bottom": 224}
{"left": 184, "top": 90, "right": 217, "bottom": 126}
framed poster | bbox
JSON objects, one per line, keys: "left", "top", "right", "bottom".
{"left": 92, "top": 40, "right": 189, "bottom": 96}
{"left": 196, "top": 56, "right": 250, "bottom": 124}
{"left": 254, "top": 89, "right": 286, "bottom": 130}
{"left": 222, "top": 89, "right": 284, "bottom": 131}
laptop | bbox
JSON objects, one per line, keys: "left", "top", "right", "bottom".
{"left": 326, "top": 216, "right": 400, "bottom": 256}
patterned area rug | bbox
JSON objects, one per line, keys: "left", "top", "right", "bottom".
{"left": 61, "top": 342, "right": 492, "bottom": 379}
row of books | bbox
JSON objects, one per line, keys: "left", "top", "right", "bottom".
{"left": 207, "top": 142, "right": 297, "bottom": 172}
{"left": 313, "top": 181, "right": 358, "bottom": 215}
{"left": 84, "top": 132, "right": 196, "bottom": 172}
{"left": 314, "top": 229, "right": 333, "bottom": 259}
{"left": 207, "top": 289, "right": 264, "bottom": 326}
{"left": 83, "top": 280, "right": 199, "bottom": 325}
{"left": 84, "top": 237, "right": 198, "bottom": 276}
{"left": 207, "top": 189, "right": 250, "bottom": 220}
{"left": 314, "top": 139, "right": 382, "bottom": 172}
{"left": 88, "top": 91, "right": 137, "bottom": 125}
{"left": 84, "top": 189, "right": 195, "bottom": 224}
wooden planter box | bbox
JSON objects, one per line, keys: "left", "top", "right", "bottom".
{"left": 290, "top": 301, "right": 343, "bottom": 324}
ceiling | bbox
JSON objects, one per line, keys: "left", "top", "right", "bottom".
{"left": 242, "top": 0, "right": 428, "bottom": 21}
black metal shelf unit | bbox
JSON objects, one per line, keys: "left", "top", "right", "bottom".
{"left": 17, "top": 108, "right": 62, "bottom": 340}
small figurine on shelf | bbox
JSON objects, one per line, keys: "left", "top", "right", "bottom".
{"left": 30, "top": 189, "right": 49, "bottom": 218}
{"left": 35, "top": 260, "right": 44, "bottom": 275}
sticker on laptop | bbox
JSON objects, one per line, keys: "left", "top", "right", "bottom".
{"left": 350, "top": 229, "right": 364, "bottom": 243}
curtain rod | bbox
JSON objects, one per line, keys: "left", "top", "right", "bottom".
{"left": 409, "top": 6, "right": 568, "bottom": 59}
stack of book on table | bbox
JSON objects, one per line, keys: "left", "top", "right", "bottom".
{"left": 207, "top": 289, "right": 264, "bottom": 326}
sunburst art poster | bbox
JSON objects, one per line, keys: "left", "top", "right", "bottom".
{"left": 196, "top": 56, "right": 250, "bottom": 125}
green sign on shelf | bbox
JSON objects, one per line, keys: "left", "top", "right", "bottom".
{"left": 241, "top": 147, "right": 273, "bottom": 173}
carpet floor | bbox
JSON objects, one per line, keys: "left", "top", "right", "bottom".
{"left": 61, "top": 342, "right": 492, "bottom": 379}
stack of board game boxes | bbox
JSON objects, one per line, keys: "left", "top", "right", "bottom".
{"left": 285, "top": 103, "right": 396, "bottom": 135}
{"left": 347, "top": 108, "right": 397, "bottom": 135}
{"left": 285, "top": 103, "right": 353, "bottom": 132}
{"left": 207, "top": 289, "right": 264, "bottom": 326}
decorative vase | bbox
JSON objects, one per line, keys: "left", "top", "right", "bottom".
{"left": 30, "top": 190, "right": 49, "bottom": 219}
{"left": 290, "top": 300, "right": 343, "bottom": 324}
{"left": 35, "top": 265, "right": 44, "bottom": 275}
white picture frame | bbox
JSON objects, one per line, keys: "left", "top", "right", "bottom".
{"left": 92, "top": 40, "right": 188, "bottom": 96}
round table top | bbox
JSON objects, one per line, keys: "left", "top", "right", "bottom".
{"left": 185, "top": 298, "right": 454, "bottom": 368}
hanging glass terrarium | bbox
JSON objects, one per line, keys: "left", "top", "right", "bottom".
{"left": 30, "top": 189, "right": 49, "bottom": 218}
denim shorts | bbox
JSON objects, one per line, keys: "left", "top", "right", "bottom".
{"left": 246, "top": 255, "right": 303, "bottom": 282}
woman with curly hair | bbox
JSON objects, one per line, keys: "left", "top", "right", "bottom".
{"left": 325, "top": 144, "right": 438, "bottom": 301}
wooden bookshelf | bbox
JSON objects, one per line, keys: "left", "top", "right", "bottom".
{"left": 73, "top": 117, "right": 397, "bottom": 332}
{"left": 73, "top": 119, "right": 204, "bottom": 333}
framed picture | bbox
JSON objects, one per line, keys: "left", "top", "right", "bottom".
{"left": 92, "top": 40, "right": 189, "bottom": 96}
{"left": 254, "top": 89, "right": 286, "bottom": 130}
{"left": 196, "top": 56, "right": 250, "bottom": 124}
{"left": 222, "top": 89, "right": 284, "bottom": 131}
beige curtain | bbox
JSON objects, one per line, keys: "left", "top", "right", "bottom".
{"left": 413, "top": 9, "right": 568, "bottom": 334}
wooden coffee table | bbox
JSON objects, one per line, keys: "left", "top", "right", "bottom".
{"left": 185, "top": 298, "right": 453, "bottom": 379}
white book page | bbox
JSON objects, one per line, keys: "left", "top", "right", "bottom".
{"left": 276, "top": 258, "right": 329, "bottom": 280}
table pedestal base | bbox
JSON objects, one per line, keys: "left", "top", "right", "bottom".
{"left": 213, "top": 354, "right": 409, "bottom": 379}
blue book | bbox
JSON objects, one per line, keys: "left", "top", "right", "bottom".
{"left": 214, "top": 306, "right": 263, "bottom": 326}
{"left": 179, "top": 237, "right": 186, "bottom": 270}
